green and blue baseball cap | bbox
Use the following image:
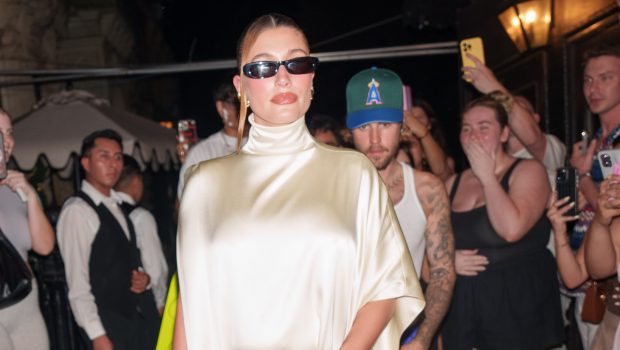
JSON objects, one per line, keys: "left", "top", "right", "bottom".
{"left": 346, "top": 67, "right": 403, "bottom": 129}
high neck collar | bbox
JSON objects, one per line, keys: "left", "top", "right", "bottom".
{"left": 242, "top": 114, "right": 315, "bottom": 155}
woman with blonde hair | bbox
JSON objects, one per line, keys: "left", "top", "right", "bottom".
{"left": 0, "top": 108, "right": 55, "bottom": 350}
{"left": 173, "top": 13, "right": 424, "bottom": 349}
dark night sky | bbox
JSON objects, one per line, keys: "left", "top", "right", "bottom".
{"left": 158, "top": 1, "right": 463, "bottom": 157}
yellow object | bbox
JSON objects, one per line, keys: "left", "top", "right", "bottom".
{"left": 155, "top": 273, "right": 178, "bottom": 350}
{"left": 459, "top": 36, "right": 485, "bottom": 68}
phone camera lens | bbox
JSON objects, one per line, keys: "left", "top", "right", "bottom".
{"left": 602, "top": 154, "right": 612, "bottom": 167}
{"left": 556, "top": 170, "right": 566, "bottom": 182}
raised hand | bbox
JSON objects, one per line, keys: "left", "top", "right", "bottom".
{"left": 594, "top": 175, "right": 620, "bottom": 226}
{"left": 402, "top": 109, "right": 430, "bottom": 140}
{"left": 1, "top": 170, "right": 35, "bottom": 201}
{"left": 570, "top": 139, "right": 597, "bottom": 176}
{"left": 461, "top": 53, "right": 505, "bottom": 94}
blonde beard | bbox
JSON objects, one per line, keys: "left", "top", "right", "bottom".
{"left": 368, "top": 148, "right": 398, "bottom": 171}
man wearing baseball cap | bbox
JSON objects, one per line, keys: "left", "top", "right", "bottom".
{"left": 347, "top": 67, "right": 456, "bottom": 349}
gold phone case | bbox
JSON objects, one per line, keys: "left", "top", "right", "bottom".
{"left": 460, "top": 37, "right": 485, "bottom": 68}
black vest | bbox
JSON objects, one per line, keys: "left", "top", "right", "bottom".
{"left": 76, "top": 192, "right": 159, "bottom": 350}
{"left": 119, "top": 201, "right": 139, "bottom": 217}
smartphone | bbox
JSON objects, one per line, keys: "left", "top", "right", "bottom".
{"left": 0, "top": 132, "right": 6, "bottom": 180}
{"left": 403, "top": 85, "right": 412, "bottom": 111}
{"left": 459, "top": 37, "right": 485, "bottom": 69}
{"left": 556, "top": 167, "right": 579, "bottom": 216}
{"left": 177, "top": 119, "right": 198, "bottom": 162}
{"left": 598, "top": 149, "right": 620, "bottom": 179}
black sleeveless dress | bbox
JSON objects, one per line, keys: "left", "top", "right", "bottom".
{"left": 442, "top": 160, "right": 564, "bottom": 350}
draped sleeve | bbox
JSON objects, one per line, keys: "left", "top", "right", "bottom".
{"left": 176, "top": 121, "right": 424, "bottom": 349}
{"left": 351, "top": 157, "right": 425, "bottom": 349}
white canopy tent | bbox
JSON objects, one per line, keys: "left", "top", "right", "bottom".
{"left": 12, "top": 90, "right": 178, "bottom": 173}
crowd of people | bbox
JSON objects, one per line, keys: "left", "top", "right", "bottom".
{"left": 0, "top": 11, "right": 619, "bottom": 350}
{"left": 171, "top": 14, "right": 619, "bottom": 350}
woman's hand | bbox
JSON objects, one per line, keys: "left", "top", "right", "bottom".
{"left": 547, "top": 192, "right": 579, "bottom": 235}
{"left": 594, "top": 175, "right": 620, "bottom": 226}
{"left": 2, "top": 170, "right": 55, "bottom": 255}
{"left": 1, "top": 170, "right": 35, "bottom": 201}
{"left": 455, "top": 249, "right": 488, "bottom": 276}
{"left": 176, "top": 142, "right": 188, "bottom": 164}
{"left": 461, "top": 53, "right": 505, "bottom": 94}
{"left": 570, "top": 139, "right": 597, "bottom": 176}
{"left": 403, "top": 109, "right": 429, "bottom": 140}
{"left": 462, "top": 135, "right": 495, "bottom": 184}
{"left": 341, "top": 299, "right": 396, "bottom": 350}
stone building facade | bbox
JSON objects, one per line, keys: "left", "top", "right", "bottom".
{"left": 0, "top": 0, "right": 174, "bottom": 119}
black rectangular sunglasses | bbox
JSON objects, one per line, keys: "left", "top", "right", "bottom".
{"left": 243, "top": 56, "right": 319, "bottom": 79}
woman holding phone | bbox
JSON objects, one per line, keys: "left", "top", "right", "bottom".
{"left": 442, "top": 92, "right": 563, "bottom": 349}
{"left": 401, "top": 98, "right": 455, "bottom": 181}
{"left": 0, "top": 108, "right": 55, "bottom": 350}
{"left": 173, "top": 13, "right": 424, "bottom": 349}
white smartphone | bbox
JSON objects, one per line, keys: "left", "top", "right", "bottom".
{"left": 598, "top": 149, "right": 620, "bottom": 178}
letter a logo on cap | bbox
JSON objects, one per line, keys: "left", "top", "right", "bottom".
{"left": 365, "top": 78, "right": 383, "bottom": 106}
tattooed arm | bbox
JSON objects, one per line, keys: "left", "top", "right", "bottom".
{"left": 403, "top": 170, "right": 456, "bottom": 350}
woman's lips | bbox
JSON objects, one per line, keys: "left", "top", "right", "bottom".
{"left": 271, "top": 92, "right": 298, "bottom": 105}
{"left": 588, "top": 97, "right": 603, "bottom": 106}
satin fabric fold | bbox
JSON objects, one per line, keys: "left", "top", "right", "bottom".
{"left": 177, "top": 114, "right": 424, "bottom": 349}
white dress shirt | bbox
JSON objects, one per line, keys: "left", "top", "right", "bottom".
{"left": 57, "top": 180, "right": 154, "bottom": 339}
{"left": 117, "top": 191, "right": 169, "bottom": 309}
{"left": 177, "top": 130, "right": 247, "bottom": 197}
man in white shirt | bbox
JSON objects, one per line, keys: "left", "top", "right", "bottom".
{"left": 115, "top": 154, "right": 168, "bottom": 314}
{"left": 348, "top": 67, "right": 456, "bottom": 350}
{"left": 57, "top": 129, "right": 160, "bottom": 350}
{"left": 177, "top": 81, "right": 247, "bottom": 196}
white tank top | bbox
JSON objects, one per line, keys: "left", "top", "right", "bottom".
{"left": 393, "top": 162, "right": 427, "bottom": 275}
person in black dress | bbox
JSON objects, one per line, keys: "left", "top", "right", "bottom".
{"left": 442, "top": 92, "right": 564, "bottom": 349}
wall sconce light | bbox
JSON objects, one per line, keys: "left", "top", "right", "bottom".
{"left": 498, "top": 0, "right": 553, "bottom": 52}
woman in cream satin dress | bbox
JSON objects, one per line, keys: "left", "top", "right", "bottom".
{"left": 173, "top": 13, "right": 424, "bottom": 349}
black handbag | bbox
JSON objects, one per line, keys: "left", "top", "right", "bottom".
{"left": 0, "top": 228, "right": 32, "bottom": 309}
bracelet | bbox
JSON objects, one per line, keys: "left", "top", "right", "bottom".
{"left": 418, "top": 129, "right": 430, "bottom": 140}
{"left": 504, "top": 94, "right": 514, "bottom": 114}
{"left": 579, "top": 172, "right": 592, "bottom": 179}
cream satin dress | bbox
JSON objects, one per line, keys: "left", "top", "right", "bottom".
{"left": 177, "top": 114, "right": 425, "bottom": 349}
